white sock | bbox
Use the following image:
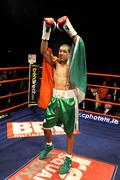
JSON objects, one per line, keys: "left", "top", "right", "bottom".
{"left": 66, "top": 154, "right": 72, "bottom": 159}
{"left": 46, "top": 142, "right": 53, "bottom": 146}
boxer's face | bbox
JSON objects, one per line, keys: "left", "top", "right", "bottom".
{"left": 58, "top": 45, "right": 70, "bottom": 64}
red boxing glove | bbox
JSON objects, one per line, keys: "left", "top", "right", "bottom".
{"left": 42, "top": 17, "right": 56, "bottom": 40}
{"left": 57, "top": 16, "right": 77, "bottom": 38}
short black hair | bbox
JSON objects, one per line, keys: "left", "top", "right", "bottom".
{"left": 59, "top": 44, "right": 71, "bottom": 53}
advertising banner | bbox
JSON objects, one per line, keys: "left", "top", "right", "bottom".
{"left": 28, "top": 64, "right": 40, "bottom": 107}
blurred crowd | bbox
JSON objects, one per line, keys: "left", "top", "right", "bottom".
{"left": 0, "top": 70, "right": 28, "bottom": 112}
{"left": 80, "top": 77, "right": 120, "bottom": 117}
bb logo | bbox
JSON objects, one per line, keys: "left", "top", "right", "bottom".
{"left": 7, "top": 122, "right": 44, "bottom": 138}
{"left": 7, "top": 121, "right": 80, "bottom": 138}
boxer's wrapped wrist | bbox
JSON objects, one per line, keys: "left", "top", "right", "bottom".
{"left": 42, "top": 21, "right": 51, "bottom": 40}
{"left": 63, "top": 17, "right": 77, "bottom": 37}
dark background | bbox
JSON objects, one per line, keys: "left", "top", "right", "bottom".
{"left": 0, "top": 0, "right": 119, "bottom": 74}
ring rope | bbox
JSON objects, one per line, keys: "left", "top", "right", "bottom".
{"left": 0, "top": 102, "right": 28, "bottom": 114}
{"left": 87, "top": 72, "right": 120, "bottom": 78}
{"left": 0, "top": 91, "right": 28, "bottom": 100}
{"left": 87, "top": 84, "right": 120, "bottom": 90}
{"left": 0, "top": 77, "right": 28, "bottom": 84}
{"left": 85, "top": 98, "right": 120, "bottom": 106}
{"left": 0, "top": 66, "right": 29, "bottom": 71}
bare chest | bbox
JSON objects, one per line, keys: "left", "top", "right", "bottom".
{"left": 54, "top": 63, "right": 69, "bottom": 77}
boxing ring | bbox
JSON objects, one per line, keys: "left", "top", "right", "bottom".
{"left": 0, "top": 66, "right": 120, "bottom": 180}
{"left": 0, "top": 67, "right": 120, "bottom": 119}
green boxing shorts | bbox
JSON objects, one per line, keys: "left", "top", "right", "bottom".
{"left": 43, "top": 89, "right": 79, "bottom": 134}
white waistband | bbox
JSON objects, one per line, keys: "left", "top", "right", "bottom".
{"left": 53, "top": 88, "right": 76, "bottom": 99}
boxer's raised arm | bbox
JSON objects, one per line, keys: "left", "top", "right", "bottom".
{"left": 40, "top": 17, "right": 56, "bottom": 65}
